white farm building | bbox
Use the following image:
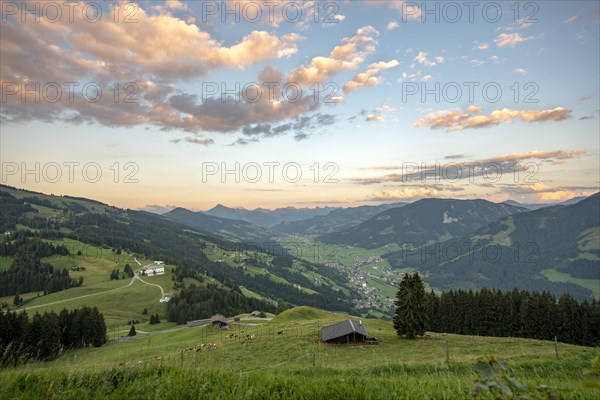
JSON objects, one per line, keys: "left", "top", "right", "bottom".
{"left": 142, "top": 261, "right": 166, "bottom": 276}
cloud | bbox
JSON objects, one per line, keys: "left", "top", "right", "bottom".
{"left": 237, "top": 113, "right": 337, "bottom": 140}
{"left": 157, "top": 0, "right": 188, "bottom": 11}
{"left": 343, "top": 60, "right": 400, "bottom": 94}
{"left": 166, "top": 0, "right": 187, "bottom": 9}
{"left": 499, "top": 183, "right": 597, "bottom": 202}
{"left": 172, "top": 135, "right": 214, "bottom": 145}
{"left": 332, "top": 14, "right": 346, "bottom": 22}
{"left": 228, "top": 137, "right": 260, "bottom": 146}
{"left": 387, "top": 21, "right": 400, "bottom": 31}
{"left": 474, "top": 42, "right": 490, "bottom": 50}
{"left": 445, "top": 154, "right": 465, "bottom": 160}
{"left": 370, "top": 184, "right": 465, "bottom": 200}
{"left": 364, "top": 105, "right": 395, "bottom": 123}
{"left": 322, "top": 13, "right": 346, "bottom": 28}
{"left": 220, "top": 0, "right": 318, "bottom": 28}
{"left": 414, "top": 51, "right": 444, "bottom": 67}
{"left": 371, "top": 188, "right": 441, "bottom": 200}
{"left": 366, "top": 114, "right": 385, "bottom": 123}
{"left": 414, "top": 107, "right": 571, "bottom": 132}
{"left": 398, "top": 70, "right": 428, "bottom": 81}
{"left": 0, "top": 2, "right": 314, "bottom": 137}
{"left": 288, "top": 26, "right": 379, "bottom": 86}
{"left": 495, "top": 33, "right": 532, "bottom": 47}
{"left": 485, "top": 150, "right": 587, "bottom": 163}
{"left": 514, "top": 68, "right": 528, "bottom": 76}
{"left": 565, "top": 15, "right": 579, "bottom": 24}
{"left": 388, "top": 1, "right": 422, "bottom": 20}
{"left": 352, "top": 150, "right": 587, "bottom": 185}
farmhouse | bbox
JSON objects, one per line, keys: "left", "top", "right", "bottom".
{"left": 146, "top": 267, "right": 164, "bottom": 276}
{"left": 211, "top": 314, "right": 229, "bottom": 330}
{"left": 321, "top": 320, "right": 378, "bottom": 344}
{"left": 142, "top": 261, "right": 165, "bottom": 276}
{"left": 249, "top": 311, "right": 261, "bottom": 317}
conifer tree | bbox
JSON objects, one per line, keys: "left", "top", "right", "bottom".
{"left": 393, "top": 272, "right": 427, "bottom": 339}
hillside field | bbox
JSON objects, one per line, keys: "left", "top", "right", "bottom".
{"left": 1, "top": 307, "right": 598, "bottom": 399}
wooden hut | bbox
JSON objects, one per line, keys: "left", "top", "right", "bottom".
{"left": 321, "top": 320, "right": 378, "bottom": 344}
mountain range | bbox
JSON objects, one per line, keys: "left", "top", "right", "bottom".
{"left": 202, "top": 204, "right": 337, "bottom": 228}
{"left": 271, "top": 202, "right": 408, "bottom": 235}
{"left": 318, "top": 198, "right": 527, "bottom": 249}
{"left": 385, "top": 193, "right": 600, "bottom": 299}
{"left": 162, "top": 207, "right": 271, "bottom": 242}
{"left": 2, "top": 183, "right": 598, "bottom": 307}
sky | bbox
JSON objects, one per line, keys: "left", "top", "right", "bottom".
{"left": 1, "top": 0, "right": 599, "bottom": 210}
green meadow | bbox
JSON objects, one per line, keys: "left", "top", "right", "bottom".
{"left": 1, "top": 307, "right": 598, "bottom": 399}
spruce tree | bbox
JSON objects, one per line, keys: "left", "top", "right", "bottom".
{"left": 393, "top": 272, "right": 427, "bottom": 339}
{"left": 128, "top": 324, "right": 136, "bottom": 337}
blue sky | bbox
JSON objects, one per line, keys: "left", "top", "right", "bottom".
{"left": 1, "top": 0, "right": 598, "bottom": 210}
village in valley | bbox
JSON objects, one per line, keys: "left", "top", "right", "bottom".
{"left": 325, "top": 254, "right": 400, "bottom": 315}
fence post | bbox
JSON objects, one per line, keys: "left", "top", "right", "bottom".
{"left": 554, "top": 336, "right": 559, "bottom": 359}
{"left": 444, "top": 333, "right": 449, "bottom": 364}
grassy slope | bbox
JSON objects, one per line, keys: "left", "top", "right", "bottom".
{"left": 1, "top": 185, "right": 108, "bottom": 213}
{"left": 2, "top": 235, "right": 174, "bottom": 329}
{"left": 541, "top": 269, "right": 600, "bottom": 299}
{"left": 1, "top": 307, "right": 598, "bottom": 399}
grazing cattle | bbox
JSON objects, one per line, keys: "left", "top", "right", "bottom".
{"left": 183, "top": 342, "right": 217, "bottom": 354}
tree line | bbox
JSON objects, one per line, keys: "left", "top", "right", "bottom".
{"left": 167, "top": 283, "right": 275, "bottom": 325}
{"left": 0, "top": 306, "right": 107, "bottom": 365}
{"left": 394, "top": 273, "right": 600, "bottom": 346}
{"left": 0, "top": 236, "right": 82, "bottom": 297}
{"left": 426, "top": 287, "right": 600, "bottom": 346}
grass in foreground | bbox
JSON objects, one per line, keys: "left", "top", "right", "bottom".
{"left": 1, "top": 354, "right": 598, "bottom": 400}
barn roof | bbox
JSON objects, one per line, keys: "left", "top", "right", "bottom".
{"left": 211, "top": 314, "right": 228, "bottom": 324}
{"left": 321, "top": 319, "right": 368, "bottom": 342}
